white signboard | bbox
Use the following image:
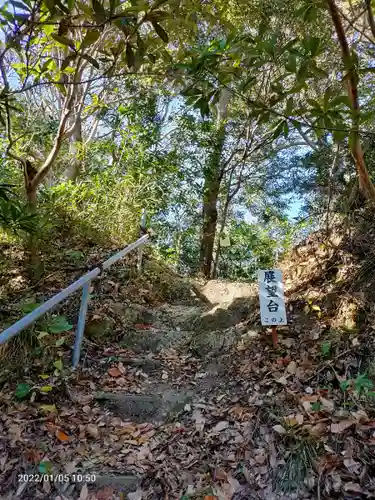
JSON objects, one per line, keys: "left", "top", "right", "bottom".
{"left": 258, "top": 269, "right": 287, "bottom": 326}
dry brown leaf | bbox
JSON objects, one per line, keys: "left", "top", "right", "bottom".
{"left": 286, "top": 361, "right": 297, "bottom": 375}
{"left": 254, "top": 453, "right": 267, "bottom": 464}
{"left": 277, "top": 376, "right": 288, "bottom": 386}
{"left": 108, "top": 367, "right": 122, "bottom": 377}
{"left": 96, "top": 487, "right": 115, "bottom": 500}
{"left": 119, "top": 425, "right": 137, "bottom": 434}
{"left": 214, "top": 467, "right": 227, "bottom": 481}
{"left": 330, "top": 419, "right": 355, "bottom": 433}
{"left": 352, "top": 409, "right": 368, "bottom": 423}
{"left": 86, "top": 424, "right": 99, "bottom": 438}
{"left": 320, "top": 397, "right": 335, "bottom": 413}
{"left": 56, "top": 430, "right": 70, "bottom": 442}
{"left": 308, "top": 422, "right": 328, "bottom": 437}
{"left": 8, "top": 424, "right": 22, "bottom": 441}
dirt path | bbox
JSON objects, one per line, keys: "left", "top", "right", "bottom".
{"left": 1, "top": 280, "right": 375, "bottom": 500}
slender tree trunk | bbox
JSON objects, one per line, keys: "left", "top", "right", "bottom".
{"left": 212, "top": 194, "right": 231, "bottom": 278}
{"left": 199, "top": 89, "right": 230, "bottom": 278}
{"left": 200, "top": 177, "right": 221, "bottom": 277}
{"left": 25, "top": 184, "right": 40, "bottom": 280}
{"left": 64, "top": 116, "right": 82, "bottom": 181}
{"left": 327, "top": 0, "right": 375, "bottom": 202}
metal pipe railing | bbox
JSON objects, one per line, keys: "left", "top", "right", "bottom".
{"left": 0, "top": 232, "right": 150, "bottom": 367}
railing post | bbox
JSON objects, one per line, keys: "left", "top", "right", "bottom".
{"left": 72, "top": 282, "right": 91, "bottom": 368}
{"left": 137, "top": 208, "right": 146, "bottom": 273}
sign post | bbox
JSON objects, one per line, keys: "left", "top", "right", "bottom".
{"left": 258, "top": 269, "right": 287, "bottom": 346}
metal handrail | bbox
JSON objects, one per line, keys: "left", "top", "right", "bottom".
{"left": 0, "top": 232, "right": 150, "bottom": 367}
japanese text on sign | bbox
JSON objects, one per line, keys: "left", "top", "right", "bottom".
{"left": 258, "top": 269, "right": 287, "bottom": 326}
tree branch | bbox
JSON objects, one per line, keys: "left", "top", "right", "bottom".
{"left": 365, "top": 0, "right": 375, "bottom": 39}
{"left": 31, "top": 58, "right": 84, "bottom": 187}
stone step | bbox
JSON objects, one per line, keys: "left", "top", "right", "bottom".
{"left": 94, "top": 389, "right": 193, "bottom": 423}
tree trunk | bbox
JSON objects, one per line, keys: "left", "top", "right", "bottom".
{"left": 200, "top": 177, "right": 221, "bottom": 277}
{"left": 212, "top": 194, "right": 231, "bottom": 278}
{"left": 64, "top": 116, "right": 82, "bottom": 181}
{"left": 327, "top": 0, "right": 375, "bottom": 202}
{"left": 26, "top": 184, "right": 41, "bottom": 281}
{"left": 199, "top": 90, "right": 230, "bottom": 278}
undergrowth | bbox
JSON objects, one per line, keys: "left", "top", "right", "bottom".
{"left": 275, "top": 435, "right": 319, "bottom": 493}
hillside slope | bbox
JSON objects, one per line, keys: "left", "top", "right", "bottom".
{"left": 1, "top": 211, "right": 375, "bottom": 499}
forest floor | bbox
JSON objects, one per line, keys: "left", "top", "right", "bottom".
{"left": 1, "top": 210, "right": 375, "bottom": 500}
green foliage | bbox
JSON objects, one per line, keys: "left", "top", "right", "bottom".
{"left": 0, "top": 183, "right": 38, "bottom": 236}
{"left": 47, "top": 316, "right": 72, "bottom": 334}
{"left": 15, "top": 383, "right": 31, "bottom": 399}
{"left": 217, "top": 221, "right": 277, "bottom": 279}
{"left": 320, "top": 341, "right": 331, "bottom": 357}
{"left": 339, "top": 373, "right": 374, "bottom": 397}
{"left": 311, "top": 401, "right": 322, "bottom": 412}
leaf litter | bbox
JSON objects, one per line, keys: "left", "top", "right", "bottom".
{"left": 2, "top": 218, "right": 375, "bottom": 498}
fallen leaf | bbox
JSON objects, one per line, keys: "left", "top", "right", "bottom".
{"left": 56, "top": 430, "right": 70, "bottom": 442}
{"left": 308, "top": 423, "right": 327, "bottom": 437}
{"left": 79, "top": 483, "right": 89, "bottom": 500}
{"left": 40, "top": 385, "right": 54, "bottom": 393}
{"left": 352, "top": 409, "right": 368, "bottom": 423}
{"left": 96, "top": 487, "right": 115, "bottom": 500}
{"left": 212, "top": 421, "right": 229, "bottom": 433}
{"left": 277, "top": 376, "right": 288, "bottom": 386}
{"left": 286, "top": 361, "right": 297, "bottom": 375}
{"left": 8, "top": 424, "right": 22, "bottom": 441}
{"left": 320, "top": 397, "right": 334, "bottom": 413}
{"left": 86, "top": 424, "right": 99, "bottom": 438}
{"left": 302, "top": 401, "right": 313, "bottom": 412}
{"left": 43, "top": 479, "right": 51, "bottom": 494}
{"left": 295, "top": 413, "right": 304, "bottom": 424}
{"left": 108, "top": 367, "right": 122, "bottom": 377}
{"left": 65, "top": 461, "right": 77, "bottom": 474}
{"left": 330, "top": 419, "right": 355, "bottom": 433}
{"left": 214, "top": 467, "right": 227, "bottom": 481}
{"left": 273, "top": 424, "right": 287, "bottom": 435}
{"left": 344, "top": 482, "right": 363, "bottom": 493}
{"left": 255, "top": 453, "right": 267, "bottom": 464}
{"left": 39, "top": 404, "right": 57, "bottom": 413}
{"left": 128, "top": 489, "right": 145, "bottom": 500}
{"left": 344, "top": 458, "right": 360, "bottom": 472}
{"left": 192, "top": 409, "right": 205, "bottom": 432}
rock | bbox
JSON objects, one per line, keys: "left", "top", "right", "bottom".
{"left": 85, "top": 318, "right": 114, "bottom": 339}
{"left": 94, "top": 389, "right": 193, "bottom": 422}
{"left": 94, "top": 474, "right": 139, "bottom": 492}
{"left": 95, "top": 393, "right": 162, "bottom": 421}
{"left": 189, "top": 328, "right": 240, "bottom": 356}
{"left": 119, "top": 358, "right": 162, "bottom": 373}
{"left": 112, "top": 303, "right": 155, "bottom": 325}
{"left": 187, "top": 297, "right": 256, "bottom": 331}
{"left": 120, "top": 329, "right": 191, "bottom": 353}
